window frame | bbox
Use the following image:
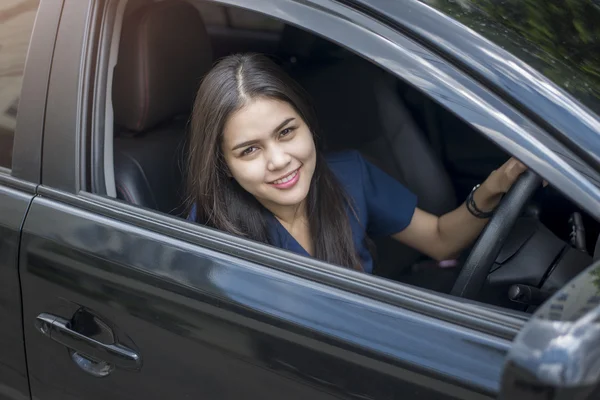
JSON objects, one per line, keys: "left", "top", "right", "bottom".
{"left": 2, "top": 0, "right": 62, "bottom": 182}
{"left": 354, "top": 0, "right": 600, "bottom": 175}
{"left": 41, "top": 0, "right": 600, "bottom": 340}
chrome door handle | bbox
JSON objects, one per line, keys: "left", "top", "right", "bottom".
{"left": 36, "top": 313, "right": 141, "bottom": 371}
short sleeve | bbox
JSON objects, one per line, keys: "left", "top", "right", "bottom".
{"left": 358, "top": 154, "right": 417, "bottom": 237}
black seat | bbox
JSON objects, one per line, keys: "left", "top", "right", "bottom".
{"left": 400, "top": 83, "right": 508, "bottom": 198}
{"left": 112, "top": 1, "right": 212, "bottom": 215}
{"left": 294, "top": 55, "right": 458, "bottom": 280}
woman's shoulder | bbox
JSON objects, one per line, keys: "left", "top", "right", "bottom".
{"left": 324, "top": 150, "right": 365, "bottom": 196}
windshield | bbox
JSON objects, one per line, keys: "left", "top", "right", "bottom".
{"left": 422, "top": 0, "right": 600, "bottom": 117}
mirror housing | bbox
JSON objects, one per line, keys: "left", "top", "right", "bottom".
{"left": 500, "top": 262, "right": 600, "bottom": 399}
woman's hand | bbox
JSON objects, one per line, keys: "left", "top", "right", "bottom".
{"left": 483, "top": 157, "right": 528, "bottom": 196}
{"left": 474, "top": 158, "right": 528, "bottom": 212}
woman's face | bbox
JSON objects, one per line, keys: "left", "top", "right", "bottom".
{"left": 222, "top": 98, "right": 317, "bottom": 213}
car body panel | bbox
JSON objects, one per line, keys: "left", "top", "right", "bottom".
{"left": 0, "top": 176, "right": 35, "bottom": 400}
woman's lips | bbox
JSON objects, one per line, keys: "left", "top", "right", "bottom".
{"left": 269, "top": 167, "right": 300, "bottom": 189}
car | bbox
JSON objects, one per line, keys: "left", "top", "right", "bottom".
{"left": 2, "top": 0, "right": 600, "bottom": 399}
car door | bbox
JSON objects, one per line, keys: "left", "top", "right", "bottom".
{"left": 0, "top": 1, "right": 60, "bottom": 399}
{"left": 17, "top": 0, "right": 600, "bottom": 400}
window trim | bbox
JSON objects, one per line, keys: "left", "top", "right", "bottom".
{"left": 91, "top": 0, "right": 128, "bottom": 197}
{"left": 0, "top": 173, "right": 37, "bottom": 195}
{"left": 43, "top": 0, "right": 600, "bottom": 339}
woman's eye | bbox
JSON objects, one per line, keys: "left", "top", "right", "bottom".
{"left": 279, "top": 127, "right": 295, "bottom": 137}
{"left": 241, "top": 146, "right": 258, "bottom": 156}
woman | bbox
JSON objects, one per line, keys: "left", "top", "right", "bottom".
{"left": 186, "top": 53, "right": 527, "bottom": 273}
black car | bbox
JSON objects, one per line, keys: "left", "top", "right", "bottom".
{"left": 2, "top": 0, "right": 600, "bottom": 399}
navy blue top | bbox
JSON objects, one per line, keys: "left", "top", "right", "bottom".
{"left": 189, "top": 151, "right": 417, "bottom": 273}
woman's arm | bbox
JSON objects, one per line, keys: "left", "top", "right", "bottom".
{"left": 393, "top": 158, "right": 529, "bottom": 261}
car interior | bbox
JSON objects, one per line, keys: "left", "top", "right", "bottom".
{"left": 104, "top": 0, "right": 600, "bottom": 313}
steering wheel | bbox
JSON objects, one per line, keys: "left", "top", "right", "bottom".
{"left": 450, "top": 170, "right": 544, "bottom": 299}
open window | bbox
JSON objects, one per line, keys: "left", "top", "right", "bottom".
{"left": 95, "top": 0, "right": 600, "bottom": 315}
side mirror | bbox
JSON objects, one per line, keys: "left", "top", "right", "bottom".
{"left": 500, "top": 262, "right": 600, "bottom": 399}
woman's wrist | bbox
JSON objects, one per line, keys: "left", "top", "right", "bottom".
{"left": 472, "top": 181, "right": 502, "bottom": 212}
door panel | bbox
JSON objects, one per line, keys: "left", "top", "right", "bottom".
{"left": 20, "top": 195, "right": 506, "bottom": 399}
{"left": 0, "top": 183, "right": 34, "bottom": 400}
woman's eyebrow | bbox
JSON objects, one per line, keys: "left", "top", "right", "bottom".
{"left": 272, "top": 117, "right": 295, "bottom": 134}
{"left": 232, "top": 139, "right": 259, "bottom": 151}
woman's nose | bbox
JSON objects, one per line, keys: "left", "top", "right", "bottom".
{"left": 267, "top": 145, "right": 291, "bottom": 171}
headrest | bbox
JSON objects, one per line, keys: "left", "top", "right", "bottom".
{"left": 113, "top": 1, "right": 212, "bottom": 132}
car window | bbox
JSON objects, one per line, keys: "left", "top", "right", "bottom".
{"left": 0, "top": 0, "right": 40, "bottom": 170}
{"left": 421, "top": 0, "right": 600, "bottom": 118}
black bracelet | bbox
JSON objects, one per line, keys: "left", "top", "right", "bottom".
{"left": 466, "top": 184, "right": 495, "bottom": 219}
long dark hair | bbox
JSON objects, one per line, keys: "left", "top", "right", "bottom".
{"left": 186, "top": 53, "right": 362, "bottom": 271}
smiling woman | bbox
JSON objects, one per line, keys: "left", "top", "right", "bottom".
{"left": 186, "top": 53, "right": 365, "bottom": 271}
{"left": 186, "top": 53, "right": 529, "bottom": 274}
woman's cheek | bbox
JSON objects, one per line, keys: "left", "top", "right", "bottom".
{"left": 290, "top": 130, "right": 316, "bottom": 159}
{"left": 231, "top": 159, "right": 265, "bottom": 188}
